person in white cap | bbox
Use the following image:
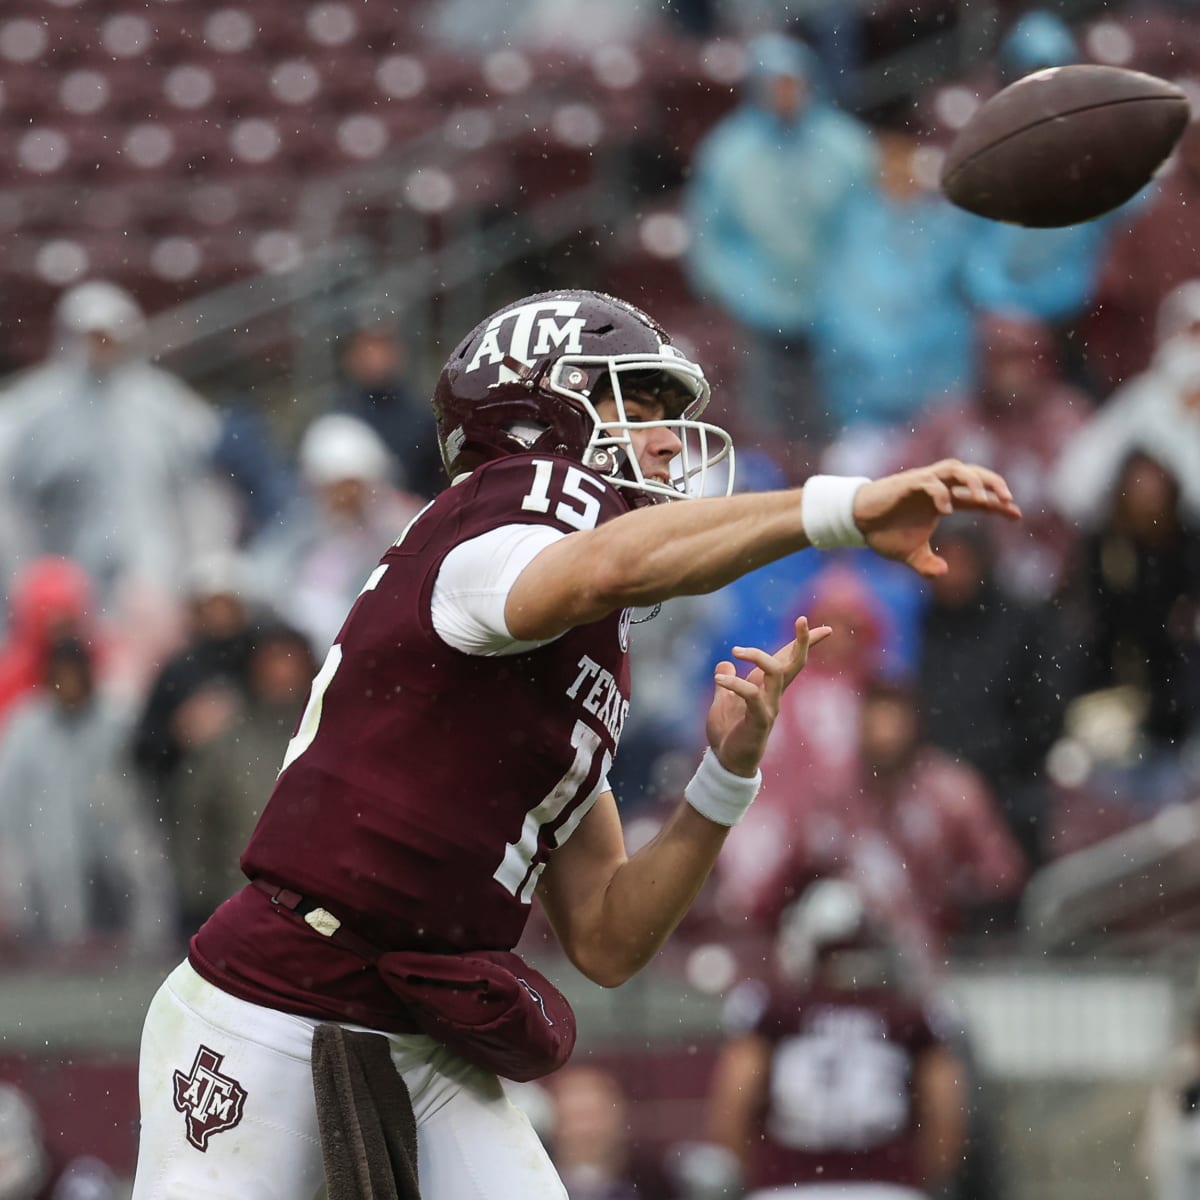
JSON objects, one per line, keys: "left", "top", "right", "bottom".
{"left": 1052, "top": 278, "right": 1200, "bottom": 531}
{"left": 247, "top": 413, "right": 426, "bottom": 653}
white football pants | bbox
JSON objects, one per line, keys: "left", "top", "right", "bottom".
{"left": 131, "top": 960, "right": 567, "bottom": 1199}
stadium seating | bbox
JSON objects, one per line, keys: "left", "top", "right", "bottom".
{"left": 0, "top": 0, "right": 1192, "bottom": 374}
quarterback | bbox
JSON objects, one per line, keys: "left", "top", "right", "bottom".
{"left": 131, "top": 291, "right": 1019, "bottom": 1198}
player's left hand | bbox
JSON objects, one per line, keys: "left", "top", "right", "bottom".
{"left": 705, "top": 615, "right": 832, "bottom": 778}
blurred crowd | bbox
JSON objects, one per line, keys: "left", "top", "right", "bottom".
{"left": 0, "top": 0, "right": 1197, "bottom": 1195}
{"left": 659, "top": 5, "right": 1200, "bottom": 976}
{"left": 0, "top": 277, "right": 441, "bottom": 960}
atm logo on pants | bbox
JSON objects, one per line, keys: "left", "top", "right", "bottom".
{"left": 172, "top": 1045, "right": 247, "bottom": 1150}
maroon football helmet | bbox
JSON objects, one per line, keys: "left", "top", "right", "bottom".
{"left": 777, "top": 879, "right": 900, "bottom": 989}
{"left": 433, "top": 290, "right": 734, "bottom": 501}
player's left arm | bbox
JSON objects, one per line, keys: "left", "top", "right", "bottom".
{"left": 538, "top": 616, "right": 830, "bottom": 987}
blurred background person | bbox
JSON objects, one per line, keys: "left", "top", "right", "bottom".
{"left": 546, "top": 1065, "right": 641, "bottom": 1200}
{"left": 1084, "top": 119, "right": 1200, "bottom": 389}
{"left": 0, "top": 1079, "right": 118, "bottom": 1200}
{"left": 845, "top": 678, "right": 1029, "bottom": 954}
{"left": 716, "top": 562, "right": 901, "bottom": 925}
{"left": 684, "top": 31, "right": 875, "bottom": 465}
{"left": 695, "top": 878, "right": 968, "bottom": 1200}
{"left": 0, "top": 559, "right": 110, "bottom": 735}
{"left": 132, "top": 553, "right": 256, "bottom": 849}
{"left": 811, "top": 107, "right": 976, "bottom": 444}
{"left": 208, "top": 388, "right": 300, "bottom": 548}
{"left": 1054, "top": 284, "right": 1200, "bottom": 535}
{"left": 172, "top": 621, "right": 317, "bottom": 935}
{"left": 719, "top": 677, "right": 1028, "bottom": 967}
{"left": 895, "top": 309, "right": 1092, "bottom": 604}
{"left": 1066, "top": 450, "right": 1199, "bottom": 754}
{"left": 332, "top": 317, "right": 445, "bottom": 500}
{"left": 1039, "top": 446, "right": 1200, "bottom": 857}
{"left": 917, "top": 519, "right": 1078, "bottom": 867}
{"left": 248, "top": 412, "right": 425, "bottom": 654}
{"left": 0, "top": 1083, "right": 47, "bottom": 1200}
{"left": 0, "top": 637, "right": 174, "bottom": 960}
{"left": 0, "top": 282, "right": 237, "bottom": 636}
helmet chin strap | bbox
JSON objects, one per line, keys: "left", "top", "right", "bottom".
{"left": 631, "top": 603, "right": 662, "bottom": 625}
{"left": 583, "top": 442, "right": 663, "bottom": 623}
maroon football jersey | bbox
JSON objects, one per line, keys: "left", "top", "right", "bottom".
{"left": 191, "top": 453, "right": 633, "bottom": 1027}
{"left": 747, "top": 983, "right": 941, "bottom": 1190}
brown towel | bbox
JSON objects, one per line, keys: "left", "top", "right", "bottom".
{"left": 311, "top": 1024, "right": 421, "bottom": 1200}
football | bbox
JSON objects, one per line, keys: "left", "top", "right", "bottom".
{"left": 940, "top": 64, "right": 1191, "bottom": 227}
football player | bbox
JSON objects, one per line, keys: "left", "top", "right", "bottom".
{"left": 131, "top": 290, "right": 1018, "bottom": 1199}
{"left": 697, "top": 879, "right": 967, "bottom": 1200}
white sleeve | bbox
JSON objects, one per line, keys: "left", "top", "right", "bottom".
{"left": 432, "top": 523, "right": 567, "bottom": 656}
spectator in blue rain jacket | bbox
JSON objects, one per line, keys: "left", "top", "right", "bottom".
{"left": 684, "top": 32, "right": 875, "bottom": 453}
{"left": 812, "top": 114, "right": 977, "bottom": 434}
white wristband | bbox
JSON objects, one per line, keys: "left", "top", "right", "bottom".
{"left": 802, "top": 475, "right": 870, "bottom": 549}
{"left": 684, "top": 749, "right": 762, "bottom": 827}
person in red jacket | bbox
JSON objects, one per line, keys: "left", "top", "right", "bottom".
{"left": 0, "top": 557, "right": 102, "bottom": 731}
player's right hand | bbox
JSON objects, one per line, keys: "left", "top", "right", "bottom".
{"left": 853, "top": 459, "right": 1021, "bottom": 578}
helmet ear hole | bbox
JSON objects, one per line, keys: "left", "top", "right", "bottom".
{"left": 504, "top": 420, "right": 551, "bottom": 450}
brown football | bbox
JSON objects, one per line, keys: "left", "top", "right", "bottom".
{"left": 940, "top": 64, "right": 1191, "bottom": 227}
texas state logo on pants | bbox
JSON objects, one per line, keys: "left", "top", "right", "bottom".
{"left": 172, "top": 1045, "right": 248, "bottom": 1150}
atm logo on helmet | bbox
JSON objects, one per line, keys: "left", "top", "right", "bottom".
{"left": 466, "top": 299, "right": 586, "bottom": 374}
